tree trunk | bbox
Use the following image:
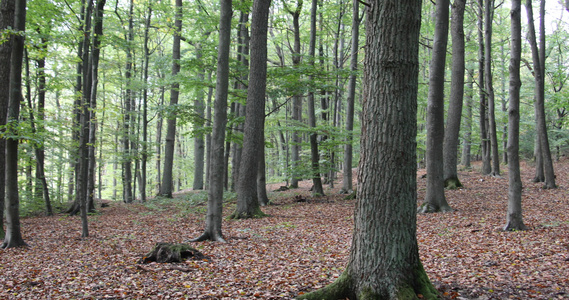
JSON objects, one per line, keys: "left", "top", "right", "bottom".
{"left": 231, "top": 0, "right": 271, "bottom": 219}
{"left": 485, "top": 0, "right": 501, "bottom": 176}
{"left": 299, "top": 1, "right": 437, "bottom": 298}
{"left": 421, "top": 0, "right": 452, "bottom": 213}
{"left": 190, "top": 0, "right": 232, "bottom": 242}
{"left": 340, "top": 0, "right": 360, "bottom": 194}
{"left": 287, "top": 0, "right": 302, "bottom": 189}
{"left": 526, "top": 0, "right": 556, "bottom": 189}
{"left": 504, "top": 0, "right": 527, "bottom": 231}
{"left": 461, "top": 69, "right": 474, "bottom": 168}
{"left": 443, "top": 0, "right": 466, "bottom": 189}
{"left": 0, "top": 0, "right": 15, "bottom": 239}
{"left": 257, "top": 136, "right": 269, "bottom": 206}
{"left": 307, "top": 0, "right": 324, "bottom": 196}
{"left": 192, "top": 45, "right": 206, "bottom": 190}
{"left": 140, "top": 4, "right": 152, "bottom": 202}
{"left": 160, "top": 0, "right": 183, "bottom": 198}
{"left": 122, "top": 0, "right": 134, "bottom": 203}
{"left": 3, "top": 0, "right": 27, "bottom": 248}
{"left": 478, "top": 0, "right": 491, "bottom": 175}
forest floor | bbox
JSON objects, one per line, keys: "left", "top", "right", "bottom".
{"left": 1, "top": 161, "right": 569, "bottom": 299}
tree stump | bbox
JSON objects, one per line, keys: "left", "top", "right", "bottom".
{"left": 140, "top": 242, "right": 206, "bottom": 264}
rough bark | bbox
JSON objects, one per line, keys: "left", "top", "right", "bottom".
{"left": 2, "top": 0, "right": 27, "bottom": 248}
{"left": 231, "top": 0, "right": 271, "bottom": 219}
{"left": 159, "top": 0, "right": 183, "bottom": 198}
{"left": 190, "top": 0, "right": 232, "bottom": 242}
{"left": 340, "top": 0, "right": 360, "bottom": 194}
{"left": 443, "top": 0, "right": 466, "bottom": 189}
{"left": 299, "top": 1, "right": 437, "bottom": 298}
{"left": 504, "top": 0, "right": 527, "bottom": 231}
{"left": 421, "top": 0, "right": 452, "bottom": 213}
{"left": 526, "top": 0, "right": 556, "bottom": 189}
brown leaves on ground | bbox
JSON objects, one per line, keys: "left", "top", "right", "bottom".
{"left": 1, "top": 161, "right": 568, "bottom": 299}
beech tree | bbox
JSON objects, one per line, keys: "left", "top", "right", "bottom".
{"left": 504, "top": 0, "right": 526, "bottom": 231}
{"left": 2, "top": 0, "right": 27, "bottom": 248}
{"left": 231, "top": 0, "right": 271, "bottom": 219}
{"left": 421, "top": 0, "right": 452, "bottom": 213}
{"left": 190, "top": 0, "right": 232, "bottom": 242}
{"left": 443, "top": 0, "right": 466, "bottom": 189}
{"left": 0, "top": 0, "right": 15, "bottom": 240}
{"left": 299, "top": 0, "right": 437, "bottom": 298}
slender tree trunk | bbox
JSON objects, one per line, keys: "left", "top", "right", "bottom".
{"left": 340, "top": 0, "right": 360, "bottom": 194}
{"left": 160, "top": 0, "right": 183, "bottom": 198}
{"left": 192, "top": 46, "right": 206, "bottom": 190}
{"left": 155, "top": 84, "right": 165, "bottom": 192}
{"left": 257, "top": 134, "right": 269, "bottom": 206}
{"left": 231, "top": 0, "right": 271, "bottom": 219}
{"left": 190, "top": 0, "right": 232, "bottom": 242}
{"left": 485, "top": 0, "right": 500, "bottom": 176}
{"left": 443, "top": 0, "right": 466, "bottom": 189}
{"left": 478, "top": 0, "right": 491, "bottom": 175}
{"left": 526, "top": 0, "right": 556, "bottom": 189}
{"left": 299, "top": 1, "right": 437, "bottom": 298}
{"left": 461, "top": 69, "right": 474, "bottom": 167}
{"left": 504, "top": 0, "right": 527, "bottom": 231}
{"left": 0, "top": 0, "right": 15, "bottom": 239}
{"left": 122, "top": 0, "right": 134, "bottom": 203}
{"left": 307, "top": 0, "right": 324, "bottom": 196}
{"left": 140, "top": 4, "right": 152, "bottom": 202}
{"left": 287, "top": 0, "right": 302, "bottom": 188}
{"left": 421, "top": 0, "right": 452, "bottom": 213}
{"left": 2, "top": 0, "right": 27, "bottom": 248}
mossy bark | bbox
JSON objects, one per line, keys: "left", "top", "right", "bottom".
{"left": 229, "top": 206, "right": 267, "bottom": 219}
{"left": 141, "top": 242, "right": 205, "bottom": 263}
{"left": 298, "top": 263, "right": 438, "bottom": 300}
{"left": 444, "top": 177, "right": 463, "bottom": 189}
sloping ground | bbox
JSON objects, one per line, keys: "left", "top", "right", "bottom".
{"left": 0, "top": 161, "right": 568, "bottom": 299}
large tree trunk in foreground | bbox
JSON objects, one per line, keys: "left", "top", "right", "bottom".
{"left": 504, "top": 0, "right": 527, "bottom": 232}
{"left": 443, "top": 0, "right": 466, "bottom": 189}
{"left": 190, "top": 0, "right": 232, "bottom": 242}
{"left": 299, "top": 1, "right": 437, "bottom": 298}
{"left": 421, "top": 0, "right": 452, "bottom": 213}
{"left": 2, "top": 0, "right": 27, "bottom": 249}
{"left": 231, "top": 0, "right": 271, "bottom": 219}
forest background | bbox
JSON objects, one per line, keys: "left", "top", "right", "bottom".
{"left": 0, "top": 0, "right": 568, "bottom": 242}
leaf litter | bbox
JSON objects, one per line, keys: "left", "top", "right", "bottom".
{"left": 0, "top": 160, "right": 568, "bottom": 299}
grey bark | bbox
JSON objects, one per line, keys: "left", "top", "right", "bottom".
{"left": 421, "top": 0, "right": 452, "bottom": 213}
{"left": 190, "top": 0, "right": 232, "bottom": 242}
{"left": 299, "top": 1, "right": 437, "bottom": 298}
{"left": 504, "top": 0, "right": 527, "bottom": 231}
{"left": 122, "top": 0, "right": 134, "bottom": 203}
{"left": 141, "top": 4, "right": 152, "bottom": 202}
{"left": 160, "top": 0, "right": 183, "bottom": 198}
{"left": 0, "top": 0, "right": 15, "bottom": 239}
{"left": 192, "top": 45, "right": 205, "bottom": 190}
{"left": 307, "top": 0, "right": 324, "bottom": 196}
{"left": 485, "top": 0, "right": 501, "bottom": 176}
{"left": 478, "top": 0, "right": 491, "bottom": 175}
{"left": 461, "top": 69, "right": 474, "bottom": 167}
{"left": 286, "top": 0, "right": 302, "bottom": 188}
{"left": 232, "top": 0, "right": 271, "bottom": 219}
{"left": 443, "top": 0, "right": 466, "bottom": 189}
{"left": 526, "top": 0, "right": 556, "bottom": 189}
{"left": 3, "top": 0, "right": 27, "bottom": 248}
{"left": 340, "top": 0, "right": 360, "bottom": 194}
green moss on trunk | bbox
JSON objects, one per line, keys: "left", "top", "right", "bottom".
{"left": 444, "top": 177, "right": 463, "bottom": 189}
{"left": 296, "top": 271, "right": 352, "bottom": 300}
{"left": 229, "top": 206, "right": 267, "bottom": 219}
